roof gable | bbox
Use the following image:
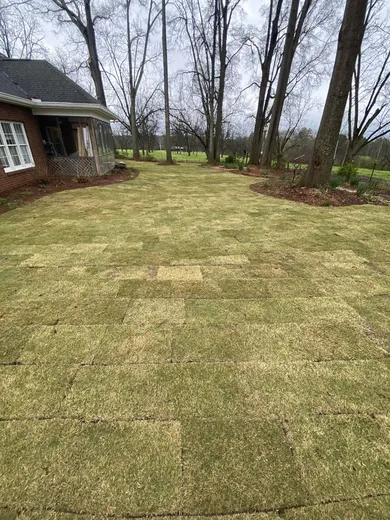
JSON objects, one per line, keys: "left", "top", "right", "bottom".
{"left": 0, "top": 59, "right": 98, "bottom": 104}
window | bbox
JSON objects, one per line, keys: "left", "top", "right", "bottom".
{"left": 0, "top": 121, "right": 34, "bottom": 172}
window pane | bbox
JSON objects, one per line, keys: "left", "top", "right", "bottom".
{"left": 8, "top": 145, "right": 21, "bottom": 166}
{"left": 1, "top": 122, "right": 16, "bottom": 145}
{"left": 13, "top": 123, "right": 27, "bottom": 145}
{"left": 20, "top": 145, "right": 31, "bottom": 164}
{"left": 0, "top": 146, "right": 10, "bottom": 168}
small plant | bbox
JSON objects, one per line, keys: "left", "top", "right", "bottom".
{"left": 0, "top": 197, "right": 7, "bottom": 204}
{"left": 321, "top": 200, "right": 332, "bottom": 207}
{"left": 246, "top": 167, "right": 251, "bottom": 173}
{"left": 356, "top": 182, "right": 369, "bottom": 197}
{"left": 6, "top": 199, "right": 23, "bottom": 209}
{"left": 238, "top": 162, "right": 244, "bottom": 171}
{"left": 349, "top": 175, "right": 360, "bottom": 187}
{"left": 357, "top": 179, "right": 380, "bottom": 197}
{"left": 337, "top": 163, "right": 358, "bottom": 181}
{"left": 330, "top": 176, "right": 346, "bottom": 189}
{"left": 224, "top": 155, "right": 235, "bottom": 164}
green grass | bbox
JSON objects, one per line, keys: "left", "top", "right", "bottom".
{"left": 117, "top": 148, "right": 210, "bottom": 163}
{"left": 117, "top": 150, "right": 390, "bottom": 181}
{"left": 0, "top": 160, "right": 390, "bottom": 518}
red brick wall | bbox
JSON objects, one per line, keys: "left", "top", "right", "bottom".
{"left": 0, "top": 102, "right": 48, "bottom": 193}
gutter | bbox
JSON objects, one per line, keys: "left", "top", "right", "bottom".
{"left": 0, "top": 91, "right": 117, "bottom": 122}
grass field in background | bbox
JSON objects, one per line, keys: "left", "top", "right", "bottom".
{"left": 1, "top": 160, "right": 390, "bottom": 518}
{"left": 118, "top": 149, "right": 390, "bottom": 181}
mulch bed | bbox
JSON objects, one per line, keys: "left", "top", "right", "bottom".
{"left": 249, "top": 181, "right": 384, "bottom": 207}
{"left": 0, "top": 167, "right": 139, "bottom": 215}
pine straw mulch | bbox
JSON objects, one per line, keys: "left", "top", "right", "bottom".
{"left": 250, "top": 179, "right": 389, "bottom": 207}
{"left": 0, "top": 167, "right": 139, "bottom": 215}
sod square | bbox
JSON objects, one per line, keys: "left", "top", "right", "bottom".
{"left": 0, "top": 299, "right": 65, "bottom": 326}
{"left": 216, "top": 279, "right": 269, "bottom": 298}
{"left": 167, "top": 363, "right": 249, "bottom": 419}
{"left": 0, "top": 326, "right": 35, "bottom": 363}
{"left": 60, "top": 297, "right": 130, "bottom": 325}
{"left": 20, "top": 325, "right": 106, "bottom": 364}
{"left": 157, "top": 266, "right": 203, "bottom": 281}
{"left": 289, "top": 415, "right": 390, "bottom": 501}
{"left": 322, "top": 261, "right": 380, "bottom": 277}
{"left": 347, "top": 295, "right": 390, "bottom": 341}
{"left": 185, "top": 297, "right": 358, "bottom": 325}
{"left": 0, "top": 365, "right": 77, "bottom": 418}
{"left": 207, "top": 255, "right": 250, "bottom": 265}
{"left": 242, "top": 359, "right": 390, "bottom": 418}
{"left": 0, "top": 420, "right": 181, "bottom": 515}
{"left": 62, "top": 365, "right": 174, "bottom": 420}
{"left": 93, "top": 325, "right": 172, "bottom": 363}
{"left": 124, "top": 298, "right": 185, "bottom": 328}
{"left": 171, "top": 320, "right": 384, "bottom": 363}
{"left": 282, "top": 497, "right": 390, "bottom": 519}
{"left": 181, "top": 419, "right": 306, "bottom": 513}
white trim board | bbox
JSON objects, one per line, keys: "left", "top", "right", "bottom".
{"left": 0, "top": 92, "right": 117, "bottom": 123}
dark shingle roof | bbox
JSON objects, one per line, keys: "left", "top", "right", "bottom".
{"left": 0, "top": 59, "right": 98, "bottom": 104}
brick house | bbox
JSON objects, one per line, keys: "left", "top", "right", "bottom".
{"left": 0, "top": 58, "right": 117, "bottom": 193}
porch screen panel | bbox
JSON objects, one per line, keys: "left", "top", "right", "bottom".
{"left": 93, "top": 119, "right": 115, "bottom": 175}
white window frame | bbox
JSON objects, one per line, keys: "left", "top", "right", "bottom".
{"left": 0, "top": 121, "right": 35, "bottom": 173}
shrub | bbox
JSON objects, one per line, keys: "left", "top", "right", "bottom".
{"left": 115, "top": 151, "right": 129, "bottom": 160}
{"left": 357, "top": 155, "right": 375, "bottom": 170}
{"left": 224, "top": 154, "right": 235, "bottom": 164}
{"left": 338, "top": 163, "right": 359, "bottom": 181}
{"left": 238, "top": 162, "right": 244, "bottom": 171}
{"left": 141, "top": 153, "right": 156, "bottom": 162}
{"left": 330, "top": 176, "right": 346, "bottom": 189}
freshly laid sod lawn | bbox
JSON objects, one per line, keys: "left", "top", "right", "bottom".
{"left": 1, "top": 162, "right": 390, "bottom": 519}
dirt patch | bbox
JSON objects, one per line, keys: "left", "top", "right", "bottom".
{"left": 249, "top": 181, "right": 386, "bottom": 207}
{"left": 0, "top": 167, "right": 139, "bottom": 215}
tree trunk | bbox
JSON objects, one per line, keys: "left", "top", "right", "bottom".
{"left": 162, "top": 0, "right": 173, "bottom": 163}
{"left": 207, "top": 0, "right": 218, "bottom": 164}
{"left": 214, "top": 1, "right": 228, "bottom": 162}
{"left": 249, "top": 0, "right": 284, "bottom": 165}
{"left": 262, "top": 0, "right": 309, "bottom": 167}
{"left": 302, "top": 0, "right": 368, "bottom": 187}
{"left": 130, "top": 90, "right": 140, "bottom": 160}
{"left": 84, "top": 0, "right": 106, "bottom": 106}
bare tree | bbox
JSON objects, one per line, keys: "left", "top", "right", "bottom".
{"left": 0, "top": 2, "right": 46, "bottom": 58}
{"left": 302, "top": 0, "right": 369, "bottom": 188}
{"left": 262, "top": 0, "right": 313, "bottom": 167}
{"left": 45, "top": 0, "right": 107, "bottom": 106}
{"left": 344, "top": 0, "right": 390, "bottom": 163}
{"left": 100, "top": 0, "right": 160, "bottom": 159}
{"left": 248, "top": 0, "right": 284, "bottom": 165}
{"left": 162, "top": 0, "right": 173, "bottom": 162}
{"left": 175, "top": 0, "right": 243, "bottom": 163}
